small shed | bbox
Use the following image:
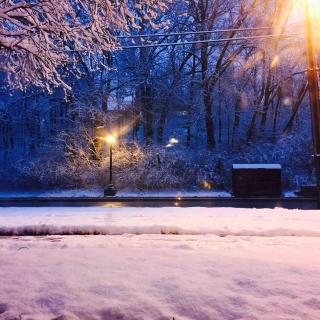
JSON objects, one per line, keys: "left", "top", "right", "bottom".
{"left": 232, "top": 164, "right": 282, "bottom": 197}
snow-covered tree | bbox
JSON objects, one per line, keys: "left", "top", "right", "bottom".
{"left": 0, "top": 0, "right": 169, "bottom": 91}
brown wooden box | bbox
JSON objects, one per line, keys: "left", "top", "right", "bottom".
{"left": 232, "top": 164, "right": 282, "bottom": 197}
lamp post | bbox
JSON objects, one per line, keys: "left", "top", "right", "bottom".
{"left": 304, "top": 0, "right": 320, "bottom": 206}
{"left": 104, "top": 135, "right": 117, "bottom": 196}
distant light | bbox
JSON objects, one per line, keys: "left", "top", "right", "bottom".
{"left": 283, "top": 97, "right": 292, "bottom": 106}
{"left": 169, "top": 138, "right": 179, "bottom": 144}
{"left": 202, "top": 181, "right": 212, "bottom": 190}
{"left": 166, "top": 143, "right": 173, "bottom": 148}
{"left": 270, "top": 55, "right": 280, "bottom": 69}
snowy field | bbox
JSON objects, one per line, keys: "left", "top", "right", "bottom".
{"left": 1, "top": 207, "right": 320, "bottom": 319}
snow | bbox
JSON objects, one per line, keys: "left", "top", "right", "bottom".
{"left": 0, "top": 190, "right": 104, "bottom": 198}
{"left": 0, "top": 234, "right": 320, "bottom": 320}
{"left": 1, "top": 206, "right": 320, "bottom": 236}
{"left": 232, "top": 164, "right": 282, "bottom": 169}
{"left": 0, "top": 190, "right": 232, "bottom": 198}
{"left": 284, "top": 191, "right": 298, "bottom": 197}
{"left": 0, "top": 189, "right": 301, "bottom": 198}
{"left": 1, "top": 207, "right": 320, "bottom": 319}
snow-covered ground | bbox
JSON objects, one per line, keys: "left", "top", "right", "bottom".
{"left": 1, "top": 207, "right": 320, "bottom": 319}
{"left": 0, "top": 189, "right": 232, "bottom": 198}
{"left": 1, "top": 206, "right": 320, "bottom": 236}
{"left": 0, "top": 189, "right": 298, "bottom": 198}
{"left": 0, "top": 234, "right": 320, "bottom": 320}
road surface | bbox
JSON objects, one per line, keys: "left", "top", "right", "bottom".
{"left": 0, "top": 196, "right": 317, "bottom": 209}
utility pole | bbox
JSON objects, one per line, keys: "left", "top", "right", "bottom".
{"left": 305, "top": 1, "right": 320, "bottom": 206}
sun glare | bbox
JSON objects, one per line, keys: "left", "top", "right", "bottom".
{"left": 307, "top": 0, "right": 320, "bottom": 16}
{"left": 289, "top": 0, "right": 320, "bottom": 24}
{"left": 299, "top": 0, "right": 320, "bottom": 20}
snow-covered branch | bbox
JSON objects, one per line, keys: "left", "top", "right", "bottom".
{"left": 0, "top": 0, "right": 170, "bottom": 91}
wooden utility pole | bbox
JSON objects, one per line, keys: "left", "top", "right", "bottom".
{"left": 305, "top": 1, "right": 320, "bottom": 206}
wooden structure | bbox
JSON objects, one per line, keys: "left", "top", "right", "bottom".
{"left": 232, "top": 164, "right": 282, "bottom": 197}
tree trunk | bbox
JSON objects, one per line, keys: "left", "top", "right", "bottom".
{"left": 272, "top": 86, "right": 282, "bottom": 133}
{"left": 201, "top": 40, "right": 215, "bottom": 149}
{"left": 141, "top": 83, "right": 153, "bottom": 145}
{"left": 157, "top": 97, "right": 170, "bottom": 144}
{"left": 232, "top": 93, "right": 241, "bottom": 146}
{"left": 260, "top": 69, "right": 272, "bottom": 131}
{"left": 283, "top": 81, "right": 308, "bottom": 133}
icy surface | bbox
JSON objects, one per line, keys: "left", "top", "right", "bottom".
{"left": 0, "top": 235, "right": 320, "bottom": 320}
{"left": 1, "top": 207, "right": 320, "bottom": 236}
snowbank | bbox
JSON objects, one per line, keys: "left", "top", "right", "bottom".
{"left": 1, "top": 206, "right": 320, "bottom": 236}
{"left": 1, "top": 207, "right": 320, "bottom": 319}
{"left": 0, "top": 235, "right": 320, "bottom": 320}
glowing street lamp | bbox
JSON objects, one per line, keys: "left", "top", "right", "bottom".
{"left": 304, "top": 0, "right": 320, "bottom": 205}
{"left": 106, "top": 135, "right": 116, "bottom": 145}
{"left": 104, "top": 134, "right": 117, "bottom": 197}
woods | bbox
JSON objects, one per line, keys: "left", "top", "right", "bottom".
{"left": 0, "top": 0, "right": 316, "bottom": 190}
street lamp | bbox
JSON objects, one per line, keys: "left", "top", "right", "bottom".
{"left": 304, "top": 0, "right": 320, "bottom": 206}
{"left": 104, "top": 134, "right": 117, "bottom": 197}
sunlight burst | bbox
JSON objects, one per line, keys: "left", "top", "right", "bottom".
{"left": 306, "top": 0, "right": 320, "bottom": 18}
{"left": 294, "top": 0, "right": 320, "bottom": 21}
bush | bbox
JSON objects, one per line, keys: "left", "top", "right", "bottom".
{"left": 11, "top": 129, "right": 315, "bottom": 191}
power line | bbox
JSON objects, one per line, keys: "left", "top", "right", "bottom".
{"left": 120, "top": 32, "right": 304, "bottom": 49}
{"left": 57, "top": 31, "right": 304, "bottom": 53}
{"left": 117, "top": 26, "right": 275, "bottom": 39}
{"left": 116, "top": 23, "right": 307, "bottom": 39}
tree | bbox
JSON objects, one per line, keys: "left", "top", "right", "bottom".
{"left": 0, "top": 0, "right": 169, "bottom": 91}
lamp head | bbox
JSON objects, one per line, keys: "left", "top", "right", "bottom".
{"left": 105, "top": 134, "right": 117, "bottom": 145}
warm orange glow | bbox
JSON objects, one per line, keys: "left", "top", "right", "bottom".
{"left": 105, "top": 135, "right": 117, "bottom": 144}
{"left": 292, "top": 0, "right": 320, "bottom": 21}
{"left": 284, "top": 0, "right": 320, "bottom": 27}
{"left": 202, "top": 181, "right": 212, "bottom": 190}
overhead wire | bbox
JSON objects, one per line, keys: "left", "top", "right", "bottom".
{"left": 116, "top": 22, "right": 308, "bottom": 39}
{"left": 116, "top": 26, "right": 276, "bottom": 39}
{"left": 58, "top": 24, "right": 310, "bottom": 52}
{"left": 120, "top": 32, "right": 304, "bottom": 49}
